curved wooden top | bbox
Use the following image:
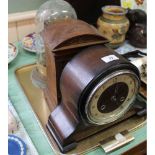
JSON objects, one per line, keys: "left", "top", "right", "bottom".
{"left": 41, "top": 19, "right": 108, "bottom": 52}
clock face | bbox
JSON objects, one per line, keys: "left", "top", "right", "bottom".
{"left": 85, "top": 70, "right": 140, "bottom": 125}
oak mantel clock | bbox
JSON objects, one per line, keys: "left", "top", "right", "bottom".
{"left": 41, "top": 19, "right": 140, "bottom": 153}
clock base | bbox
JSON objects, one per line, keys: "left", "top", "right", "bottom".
{"left": 46, "top": 94, "right": 146, "bottom": 153}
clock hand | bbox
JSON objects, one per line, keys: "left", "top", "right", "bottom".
{"left": 114, "top": 84, "right": 119, "bottom": 104}
{"left": 111, "top": 84, "right": 117, "bottom": 103}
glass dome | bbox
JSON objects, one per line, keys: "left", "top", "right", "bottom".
{"left": 35, "top": 0, "right": 77, "bottom": 33}
{"left": 32, "top": 0, "right": 77, "bottom": 88}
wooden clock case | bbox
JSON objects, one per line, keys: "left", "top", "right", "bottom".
{"left": 41, "top": 19, "right": 141, "bottom": 153}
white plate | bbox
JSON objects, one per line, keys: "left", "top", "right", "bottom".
{"left": 21, "top": 32, "right": 37, "bottom": 53}
{"left": 8, "top": 43, "right": 18, "bottom": 64}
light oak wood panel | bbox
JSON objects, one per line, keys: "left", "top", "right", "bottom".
{"left": 8, "top": 22, "right": 18, "bottom": 43}
{"left": 8, "top": 10, "right": 36, "bottom": 42}
{"left": 8, "top": 10, "right": 36, "bottom": 23}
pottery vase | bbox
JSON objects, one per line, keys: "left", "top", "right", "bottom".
{"left": 97, "top": 5, "right": 129, "bottom": 48}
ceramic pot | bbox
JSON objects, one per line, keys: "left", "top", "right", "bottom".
{"left": 126, "top": 9, "right": 147, "bottom": 48}
{"left": 97, "top": 5, "right": 129, "bottom": 48}
{"left": 128, "top": 23, "right": 147, "bottom": 48}
{"left": 126, "top": 9, "right": 147, "bottom": 25}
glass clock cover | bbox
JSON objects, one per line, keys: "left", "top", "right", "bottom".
{"left": 33, "top": 0, "right": 77, "bottom": 88}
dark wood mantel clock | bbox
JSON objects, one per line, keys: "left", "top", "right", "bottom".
{"left": 41, "top": 19, "right": 141, "bottom": 153}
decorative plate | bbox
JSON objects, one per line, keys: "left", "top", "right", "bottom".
{"left": 21, "top": 32, "right": 37, "bottom": 53}
{"left": 8, "top": 43, "right": 18, "bottom": 64}
{"left": 8, "top": 135, "right": 27, "bottom": 155}
{"left": 8, "top": 98, "right": 39, "bottom": 155}
{"left": 8, "top": 109, "right": 18, "bottom": 133}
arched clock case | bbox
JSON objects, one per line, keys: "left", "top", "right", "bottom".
{"left": 41, "top": 19, "right": 141, "bottom": 153}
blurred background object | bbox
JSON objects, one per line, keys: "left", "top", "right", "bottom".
{"left": 127, "top": 23, "right": 146, "bottom": 48}
{"left": 97, "top": 5, "right": 129, "bottom": 48}
{"left": 126, "top": 9, "right": 146, "bottom": 25}
{"left": 126, "top": 9, "right": 147, "bottom": 48}
{"left": 121, "top": 0, "right": 146, "bottom": 12}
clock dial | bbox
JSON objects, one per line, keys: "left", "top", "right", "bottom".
{"left": 97, "top": 82, "right": 129, "bottom": 113}
{"left": 85, "top": 70, "right": 139, "bottom": 125}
